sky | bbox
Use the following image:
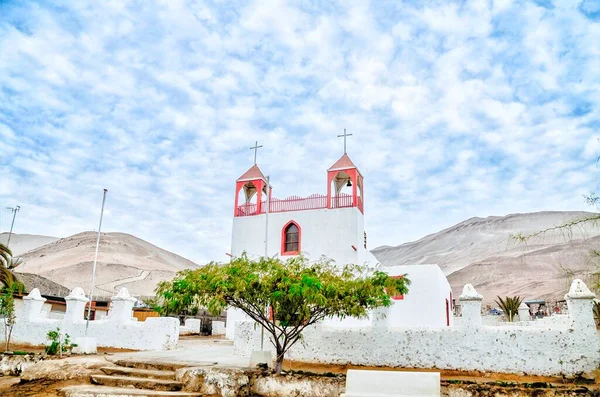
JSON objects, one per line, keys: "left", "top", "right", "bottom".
{"left": 0, "top": 0, "right": 599, "bottom": 264}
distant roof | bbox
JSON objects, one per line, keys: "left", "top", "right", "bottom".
{"left": 524, "top": 300, "right": 546, "bottom": 305}
{"left": 237, "top": 164, "right": 267, "bottom": 181}
{"left": 328, "top": 153, "right": 358, "bottom": 171}
{"left": 14, "top": 272, "right": 71, "bottom": 298}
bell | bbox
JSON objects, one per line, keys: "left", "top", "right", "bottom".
{"left": 346, "top": 179, "right": 352, "bottom": 187}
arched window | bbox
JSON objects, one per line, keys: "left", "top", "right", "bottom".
{"left": 281, "top": 221, "right": 301, "bottom": 255}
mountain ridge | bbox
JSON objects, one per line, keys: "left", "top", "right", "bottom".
{"left": 372, "top": 211, "right": 599, "bottom": 303}
{"left": 12, "top": 231, "right": 198, "bottom": 297}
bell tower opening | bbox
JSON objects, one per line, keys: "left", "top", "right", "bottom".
{"left": 234, "top": 164, "right": 268, "bottom": 217}
{"left": 330, "top": 170, "right": 354, "bottom": 208}
{"left": 327, "top": 153, "right": 364, "bottom": 213}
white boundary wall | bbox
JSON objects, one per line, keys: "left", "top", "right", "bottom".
{"left": 234, "top": 280, "right": 600, "bottom": 376}
{"left": 1, "top": 287, "right": 179, "bottom": 351}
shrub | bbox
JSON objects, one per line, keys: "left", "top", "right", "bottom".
{"left": 45, "top": 328, "right": 77, "bottom": 356}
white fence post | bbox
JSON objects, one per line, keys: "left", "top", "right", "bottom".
{"left": 459, "top": 284, "right": 483, "bottom": 327}
{"left": 64, "top": 287, "right": 89, "bottom": 324}
{"left": 22, "top": 288, "right": 46, "bottom": 321}
{"left": 565, "top": 279, "right": 596, "bottom": 330}
{"left": 108, "top": 288, "right": 137, "bottom": 324}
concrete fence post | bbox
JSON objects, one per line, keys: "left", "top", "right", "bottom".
{"left": 459, "top": 284, "right": 483, "bottom": 327}
{"left": 518, "top": 302, "right": 530, "bottom": 322}
{"left": 64, "top": 287, "right": 89, "bottom": 324}
{"left": 565, "top": 279, "right": 596, "bottom": 330}
{"left": 372, "top": 304, "right": 391, "bottom": 329}
{"left": 108, "top": 288, "right": 137, "bottom": 324}
{"left": 22, "top": 288, "right": 46, "bottom": 321}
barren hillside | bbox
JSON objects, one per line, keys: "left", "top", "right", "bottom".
{"left": 14, "top": 232, "right": 198, "bottom": 298}
{"left": 0, "top": 233, "right": 59, "bottom": 256}
{"left": 372, "top": 211, "right": 600, "bottom": 303}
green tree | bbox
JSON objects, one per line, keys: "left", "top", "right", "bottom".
{"left": 494, "top": 295, "right": 523, "bottom": 322}
{"left": 155, "top": 255, "right": 410, "bottom": 373}
{"left": 0, "top": 283, "right": 20, "bottom": 352}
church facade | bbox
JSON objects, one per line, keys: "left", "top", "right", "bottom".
{"left": 231, "top": 153, "right": 377, "bottom": 266}
{"left": 226, "top": 148, "right": 453, "bottom": 339}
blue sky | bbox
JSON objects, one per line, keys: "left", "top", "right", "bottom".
{"left": 0, "top": 0, "right": 599, "bottom": 263}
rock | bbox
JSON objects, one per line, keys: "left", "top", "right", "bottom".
{"left": 251, "top": 374, "right": 345, "bottom": 397}
{"left": 0, "top": 354, "right": 43, "bottom": 376}
{"left": 20, "top": 356, "right": 108, "bottom": 381}
{"left": 176, "top": 366, "right": 250, "bottom": 397}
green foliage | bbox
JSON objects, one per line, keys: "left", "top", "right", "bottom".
{"left": 593, "top": 301, "right": 600, "bottom": 326}
{"left": 0, "top": 283, "right": 20, "bottom": 352}
{"left": 0, "top": 244, "right": 24, "bottom": 291}
{"left": 494, "top": 295, "right": 523, "bottom": 322}
{"left": 45, "top": 328, "right": 76, "bottom": 356}
{"left": 155, "top": 254, "right": 410, "bottom": 373}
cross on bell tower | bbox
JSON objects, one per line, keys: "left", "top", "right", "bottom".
{"left": 250, "top": 141, "right": 263, "bottom": 164}
{"left": 337, "top": 129, "right": 352, "bottom": 154}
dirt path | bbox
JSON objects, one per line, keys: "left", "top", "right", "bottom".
{"left": 0, "top": 378, "right": 83, "bottom": 397}
{"left": 95, "top": 270, "right": 151, "bottom": 294}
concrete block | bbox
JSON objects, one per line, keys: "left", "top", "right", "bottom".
{"left": 72, "top": 337, "right": 97, "bottom": 355}
{"left": 212, "top": 321, "right": 226, "bottom": 336}
{"left": 341, "top": 369, "right": 440, "bottom": 397}
{"left": 250, "top": 350, "right": 272, "bottom": 368}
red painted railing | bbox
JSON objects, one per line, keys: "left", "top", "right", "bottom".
{"left": 235, "top": 193, "right": 355, "bottom": 217}
{"left": 331, "top": 193, "right": 353, "bottom": 209}
{"left": 236, "top": 203, "right": 259, "bottom": 217}
{"left": 268, "top": 194, "right": 327, "bottom": 213}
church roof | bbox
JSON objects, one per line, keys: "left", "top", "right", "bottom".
{"left": 237, "top": 164, "right": 267, "bottom": 182}
{"left": 328, "top": 153, "right": 358, "bottom": 171}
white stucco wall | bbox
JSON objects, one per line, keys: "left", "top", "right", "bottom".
{"left": 1, "top": 287, "right": 179, "bottom": 351}
{"left": 381, "top": 265, "right": 453, "bottom": 328}
{"left": 231, "top": 207, "right": 377, "bottom": 266}
{"left": 233, "top": 280, "right": 600, "bottom": 377}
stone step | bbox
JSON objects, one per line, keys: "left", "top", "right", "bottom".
{"left": 90, "top": 374, "right": 183, "bottom": 392}
{"left": 100, "top": 366, "right": 176, "bottom": 380}
{"left": 60, "top": 385, "right": 201, "bottom": 397}
{"left": 108, "top": 359, "right": 194, "bottom": 372}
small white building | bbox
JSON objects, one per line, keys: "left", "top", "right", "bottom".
{"left": 226, "top": 147, "right": 454, "bottom": 338}
{"left": 380, "top": 265, "right": 454, "bottom": 328}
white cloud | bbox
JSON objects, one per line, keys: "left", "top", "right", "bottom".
{"left": 0, "top": 0, "right": 598, "bottom": 263}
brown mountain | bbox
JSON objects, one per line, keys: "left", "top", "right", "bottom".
{"left": 13, "top": 232, "right": 198, "bottom": 298}
{"left": 372, "top": 211, "right": 599, "bottom": 303}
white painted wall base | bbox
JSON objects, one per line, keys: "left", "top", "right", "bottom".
{"left": 250, "top": 350, "right": 273, "bottom": 368}
{"left": 234, "top": 280, "right": 599, "bottom": 377}
{"left": 2, "top": 288, "right": 179, "bottom": 351}
{"left": 72, "top": 337, "right": 97, "bottom": 354}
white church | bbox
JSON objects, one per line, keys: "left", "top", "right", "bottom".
{"left": 226, "top": 140, "right": 453, "bottom": 339}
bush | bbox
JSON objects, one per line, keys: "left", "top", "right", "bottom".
{"left": 45, "top": 328, "right": 77, "bottom": 356}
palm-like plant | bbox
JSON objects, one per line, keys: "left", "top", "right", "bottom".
{"left": 0, "top": 244, "right": 22, "bottom": 290}
{"left": 494, "top": 295, "right": 524, "bottom": 322}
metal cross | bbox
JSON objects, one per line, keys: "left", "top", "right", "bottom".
{"left": 250, "top": 141, "right": 263, "bottom": 164}
{"left": 337, "top": 129, "right": 353, "bottom": 154}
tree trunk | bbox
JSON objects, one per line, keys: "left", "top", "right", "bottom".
{"left": 3, "top": 320, "right": 7, "bottom": 352}
{"left": 275, "top": 351, "right": 285, "bottom": 374}
{"left": 7, "top": 326, "right": 13, "bottom": 352}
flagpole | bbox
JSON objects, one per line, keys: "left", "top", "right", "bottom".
{"left": 85, "top": 189, "right": 108, "bottom": 335}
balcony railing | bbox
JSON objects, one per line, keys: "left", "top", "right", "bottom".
{"left": 235, "top": 193, "right": 356, "bottom": 217}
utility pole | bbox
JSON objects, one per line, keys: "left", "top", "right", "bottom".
{"left": 261, "top": 176, "right": 270, "bottom": 350}
{"left": 85, "top": 189, "right": 108, "bottom": 335}
{"left": 6, "top": 205, "right": 20, "bottom": 249}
